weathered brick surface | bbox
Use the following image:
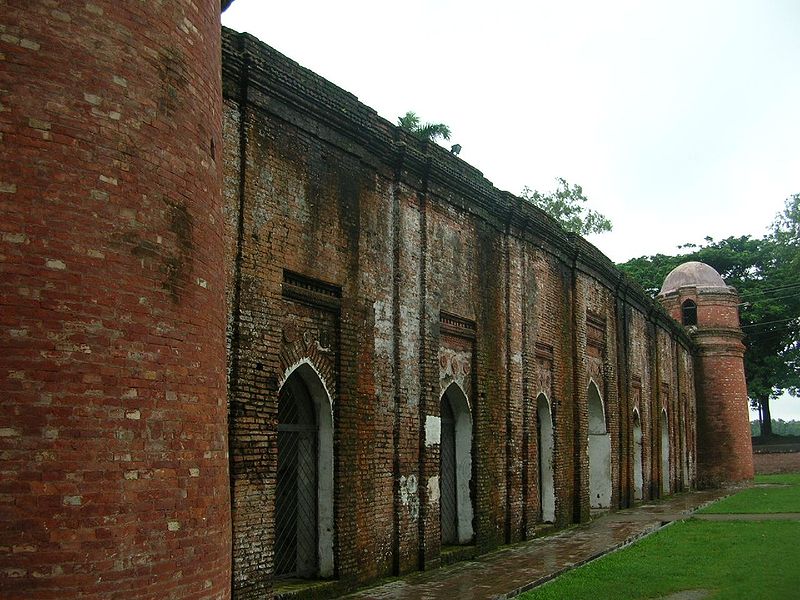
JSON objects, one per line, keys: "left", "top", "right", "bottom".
{"left": 660, "top": 287, "right": 754, "bottom": 487}
{"left": 2, "top": 10, "right": 750, "bottom": 597}
{"left": 753, "top": 450, "right": 800, "bottom": 474}
{"left": 625, "top": 309, "right": 655, "bottom": 501}
{"left": 0, "top": 2, "right": 230, "bottom": 598}
{"left": 221, "top": 29, "right": 704, "bottom": 597}
{"left": 527, "top": 253, "right": 576, "bottom": 527}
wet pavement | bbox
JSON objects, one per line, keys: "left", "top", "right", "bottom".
{"left": 344, "top": 488, "right": 733, "bottom": 600}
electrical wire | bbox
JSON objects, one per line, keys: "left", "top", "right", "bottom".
{"left": 738, "top": 282, "right": 800, "bottom": 299}
{"left": 741, "top": 317, "right": 800, "bottom": 330}
{"left": 740, "top": 292, "right": 800, "bottom": 307}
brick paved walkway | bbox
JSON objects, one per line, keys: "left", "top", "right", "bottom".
{"left": 344, "top": 488, "right": 734, "bottom": 600}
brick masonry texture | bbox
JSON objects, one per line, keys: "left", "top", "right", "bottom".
{"left": 753, "top": 450, "right": 800, "bottom": 475}
{"left": 219, "top": 29, "right": 746, "bottom": 598}
{"left": 0, "top": 5, "right": 753, "bottom": 597}
{"left": 660, "top": 289, "right": 754, "bottom": 487}
{"left": 0, "top": 2, "right": 230, "bottom": 598}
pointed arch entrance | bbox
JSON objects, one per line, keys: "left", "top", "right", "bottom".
{"left": 275, "top": 362, "right": 334, "bottom": 579}
{"left": 536, "top": 394, "right": 555, "bottom": 522}
{"left": 661, "top": 408, "right": 670, "bottom": 494}
{"left": 587, "top": 381, "right": 611, "bottom": 509}
{"left": 632, "top": 408, "right": 643, "bottom": 501}
{"left": 440, "top": 383, "right": 474, "bottom": 545}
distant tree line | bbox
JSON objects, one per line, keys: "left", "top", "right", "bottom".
{"left": 751, "top": 419, "right": 800, "bottom": 437}
{"left": 620, "top": 195, "right": 800, "bottom": 436}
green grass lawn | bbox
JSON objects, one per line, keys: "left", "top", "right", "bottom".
{"left": 520, "top": 520, "right": 800, "bottom": 600}
{"left": 520, "top": 474, "right": 800, "bottom": 600}
{"left": 698, "top": 473, "right": 800, "bottom": 514}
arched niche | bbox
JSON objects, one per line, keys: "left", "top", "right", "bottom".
{"left": 632, "top": 408, "right": 643, "bottom": 501}
{"left": 587, "top": 380, "right": 611, "bottom": 509}
{"left": 661, "top": 408, "right": 670, "bottom": 495}
{"left": 275, "top": 361, "right": 334, "bottom": 579}
{"left": 440, "top": 382, "right": 474, "bottom": 545}
{"left": 536, "top": 394, "right": 555, "bottom": 522}
{"left": 681, "top": 404, "right": 689, "bottom": 490}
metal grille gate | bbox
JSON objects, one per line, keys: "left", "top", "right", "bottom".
{"left": 440, "top": 394, "right": 457, "bottom": 545}
{"left": 275, "top": 380, "right": 318, "bottom": 578}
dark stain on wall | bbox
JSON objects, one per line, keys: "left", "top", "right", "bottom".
{"left": 220, "top": 26, "right": 713, "bottom": 599}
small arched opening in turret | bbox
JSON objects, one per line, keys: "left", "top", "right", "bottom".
{"left": 681, "top": 299, "right": 698, "bottom": 326}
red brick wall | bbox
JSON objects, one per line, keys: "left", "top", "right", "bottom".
{"left": 526, "top": 252, "right": 575, "bottom": 528}
{"left": 626, "top": 310, "right": 655, "bottom": 501}
{"left": 1, "top": 2, "right": 230, "bottom": 597}
{"left": 0, "top": 10, "right": 715, "bottom": 596}
{"left": 224, "top": 85, "right": 398, "bottom": 595}
{"left": 661, "top": 289, "right": 754, "bottom": 486}
{"left": 694, "top": 348, "right": 755, "bottom": 484}
{"left": 221, "top": 29, "right": 701, "bottom": 597}
{"left": 663, "top": 290, "right": 740, "bottom": 329}
{"left": 753, "top": 451, "right": 800, "bottom": 474}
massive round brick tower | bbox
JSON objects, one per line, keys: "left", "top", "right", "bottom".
{"left": 658, "top": 262, "right": 754, "bottom": 487}
{"left": 1, "top": 2, "right": 231, "bottom": 597}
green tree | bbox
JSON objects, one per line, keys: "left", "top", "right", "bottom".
{"left": 397, "top": 111, "right": 451, "bottom": 143}
{"left": 618, "top": 195, "right": 800, "bottom": 436}
{"left": 521, "top": 177, "right": 613, "bottom": 236}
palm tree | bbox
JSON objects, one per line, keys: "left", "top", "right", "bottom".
{"left": 398, "top": 111, "right": 451, "bottom": 143}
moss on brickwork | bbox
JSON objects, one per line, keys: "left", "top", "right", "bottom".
{"left": 215, "top": 26, "right": 743, "bottom": 600}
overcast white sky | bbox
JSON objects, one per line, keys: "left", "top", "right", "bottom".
{"left": 222, "top": 1, "right": 800, "bottom": 420}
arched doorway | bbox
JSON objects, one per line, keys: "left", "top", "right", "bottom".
{"left": 661, "top": 408, "right": 670, "bottom": 494}
{"left": 536, "top": 394, "right": 555, "bottom": 522}
{"left": 588, "top": 381, "right": 611, "bottom": 509}
{"left": 440, "top": 383, "right": 474, "bottom": 545}
{"left": 275, "top": 362, "right": 334, "bottom": 578}
{"left": 632, "top": 409, "right": 643, "bottom": 501}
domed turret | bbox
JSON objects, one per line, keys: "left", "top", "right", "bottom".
{"left": 657, "top": 261, "right": 753, "bottom": 487}
{"left": 658, "top": 262, "right": 739, "bottom": 329}
{"left": 660, "top": 261, "right": 728, "bottom": 295}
